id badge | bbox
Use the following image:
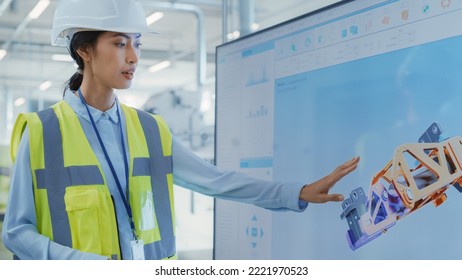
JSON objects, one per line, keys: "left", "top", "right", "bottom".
{"left": 131, "top": 239, "right": 145, "bottom": 260}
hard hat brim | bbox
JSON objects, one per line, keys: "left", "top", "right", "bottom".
{"left": 52, "top": 26, "right": 159, "bottom": 47}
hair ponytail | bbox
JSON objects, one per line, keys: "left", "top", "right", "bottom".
{"left": 66, "top": 72, "right": 84, "bottom": 93}
{"left": 63, "top": 31, "right": 104, "bottom": 96}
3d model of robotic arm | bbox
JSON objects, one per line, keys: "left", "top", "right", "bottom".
{"left": 340, "top": 123, "right": 462, "bottom": 250}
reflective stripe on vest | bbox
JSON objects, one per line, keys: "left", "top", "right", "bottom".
{"left": 35, "top": 108, "right": 105, "bottom": 248}
{"left": 133, "top": 109, "right": 175, "bottom": 258}
{"left": 12, "top": 101, "right": 176, "bottom": 259}
{"left": 123, "top": 106, "right": 176, "bottom": 259}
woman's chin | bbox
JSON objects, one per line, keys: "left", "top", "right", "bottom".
{"left": 114, "top": 82, "right": 132, "bottom": 90}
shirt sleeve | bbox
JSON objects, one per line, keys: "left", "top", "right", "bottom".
{"left": 1, "top": 127, "right": 106, "bottom": 260}
{"left": 171, "top": 137, "right": 308, "bottom": 212}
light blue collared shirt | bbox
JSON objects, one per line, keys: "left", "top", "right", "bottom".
{"left": 2, "top": 89, "right": 307, "bottom": 260}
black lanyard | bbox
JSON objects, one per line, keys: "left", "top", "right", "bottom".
{"left": 77, "top": 88, "right": 138, "bottom": 240}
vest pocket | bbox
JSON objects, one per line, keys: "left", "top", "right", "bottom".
{"left": 64, "top": 186, "right": 102, "bottom": 254}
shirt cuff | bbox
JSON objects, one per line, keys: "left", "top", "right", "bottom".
{"left": 284, "top": 182, "right": 308, "bottom": 212}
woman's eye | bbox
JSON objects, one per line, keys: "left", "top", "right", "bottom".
{"left": 115, "top": 43, "right": 126, "bottom": 47}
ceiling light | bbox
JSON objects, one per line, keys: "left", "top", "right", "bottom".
{"left": 52, "top": 54, "right": 73, "bottom": 62}
{"left": 200, "top": 90, "right": 213, "bottom": 113}
{"left": 227, "top": 30, "right": 241, "bottom": 40}
{"left": 148, "top": 60, "right": 171, "bottom": 73}
{"left": 146, "top": 11, "right": 164, "bottom": 26}
{"left": 14, "top": 97, "right": 26, "bottom": 107}
{"left": 251, "top": 23, "right": 260, "bottom": 31}
{"left": 39, "top": 80, "right": 52, "bottom": 91}
{"left": 0, "top": 49, "right": 6, "bottom": 61}
{"left": 28, "top": 0, "right": 50, "bottom": 20}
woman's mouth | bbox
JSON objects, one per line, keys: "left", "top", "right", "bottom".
{"left": 122, "top": 71, "right": 134, "bottom": 80}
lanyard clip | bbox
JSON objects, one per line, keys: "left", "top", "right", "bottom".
{"left": 132, "top": 231, "right": 139, "bottom": 241}
{"left": 130, "top": 218, "right": 138, "bottom": 241}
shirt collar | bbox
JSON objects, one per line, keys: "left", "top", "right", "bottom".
{"left": 64, "top": 88, "right": 120, "bottom": 124}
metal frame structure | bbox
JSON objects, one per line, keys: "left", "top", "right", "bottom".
{"left": 341, "top": 123, "right": 462, "bottom": 250}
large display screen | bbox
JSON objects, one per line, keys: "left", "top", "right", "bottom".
{"left": 215, "top": 0, "right": 462, "bottom": 259}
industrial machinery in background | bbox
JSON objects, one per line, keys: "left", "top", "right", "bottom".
{"left": 142, "top": 89, "right": 215, "bottom": 156}
{"left": 341, "top": 123, "right": 462, "bottom": 250}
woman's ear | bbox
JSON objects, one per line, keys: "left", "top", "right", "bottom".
{"left": 76, "top": 45, "right": 92, "bottom": 62}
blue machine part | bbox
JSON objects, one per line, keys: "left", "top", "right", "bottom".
{"left": 340, "top": 187, "right": 398, "bottom": 250}
{"left": 418, "top": 122, "right": 443, "bottom": 143}
{"left": 340, "top": 187, "right": 368, "bottom": 250}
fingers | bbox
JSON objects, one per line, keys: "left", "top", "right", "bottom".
{"left": 340, "top": 156, "right": 360, "bottom": 171}
{"left": 303, "top": 156, "right": 360, "bottom": 203}
{"left": 331, "top": 156, "right": 360, "bottom": 181}
{"left": 318, "top": 193, "right": 344, "bottom": 203}
{"left": 329, "top": 193, "right": 344, "bottom": 202}
{"left": 340, "top": 157, "right": 360, "bottom": 175}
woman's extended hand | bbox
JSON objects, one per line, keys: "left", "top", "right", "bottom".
{"left": 299, "top": 156, "right": 360, "bottom": 203}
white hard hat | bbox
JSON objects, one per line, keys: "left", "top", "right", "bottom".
{"left": 51, "top": 0, "right": 157, "bottom": 47}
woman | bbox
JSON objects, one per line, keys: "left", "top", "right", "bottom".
{"left": 2, "top": 0, "right": 359, "bottom": 260}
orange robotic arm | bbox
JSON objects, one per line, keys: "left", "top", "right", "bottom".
{"left": 340, "top": 123, "right": 462, "bottom": 250}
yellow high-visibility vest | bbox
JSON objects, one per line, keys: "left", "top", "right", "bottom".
{"left": 10, "top": 101, "right": 176, "bottom": 259}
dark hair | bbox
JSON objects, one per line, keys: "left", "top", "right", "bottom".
{"left": 63, "top": 31, "right": 105, "bottom": 96}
